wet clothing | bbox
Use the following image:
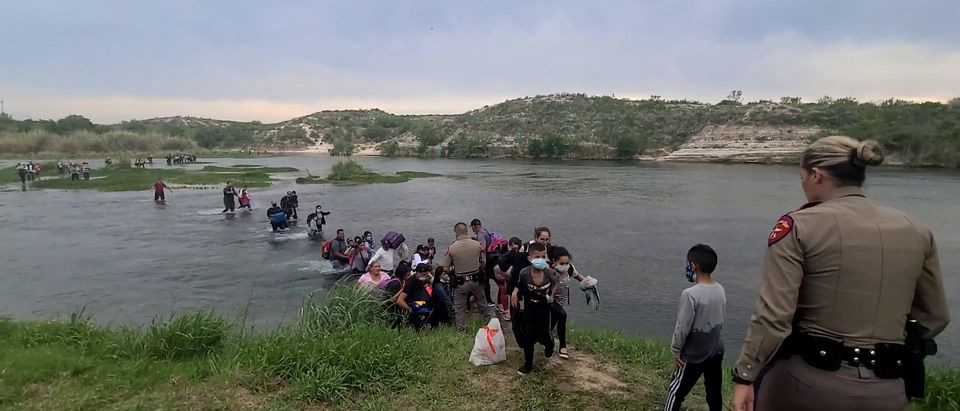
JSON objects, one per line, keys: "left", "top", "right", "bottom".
{"left": 153, "top": 182, "right": 168, "bottom": 201}
{"left": 288, "top": 194, "right": 299, "bottom": 219}
{"left": 516, "top": 267, "right": 559, "bottom": 368}
{"left": 17, "top": 166, "right": 27, "bottom": 184}
{"left": 222, "top": 186, "right": 237, "bottom": 212}
{"left": 239, "top": 193, "right": 251, "bottom": 209}
{"left": 735, "top": 186, "right": 949, "bottom": 410}
{"left": 671, "top": 283, "right": 726, "bottom": 365}
{"left": 280, "top": 196, "right": 295, "bottom": 219}
{"left": 329, "top": 238, "right": 349, "bottom": 266}
{"left": 665, "top": 353, "right": 723, "bottom": 411}
{"left": 431, "top": 279, "right": 454, "bottom": 327}
{"left": 267, "top": 206, "right": 287, "bottom": 231}
{"left": 306, "top": 210, "right": 330, "bottom": 233}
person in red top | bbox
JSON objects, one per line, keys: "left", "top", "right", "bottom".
{"left": 152, "top": 178, "right": 172, "bottom": 202}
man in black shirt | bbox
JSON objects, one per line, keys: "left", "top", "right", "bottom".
{"left": 397, "top": 263, "right": 434, "bottom": 330}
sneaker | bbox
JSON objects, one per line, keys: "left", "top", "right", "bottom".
{"left": 559, "top": 348, "right": 569, "bottom": 359}
{"left": 517, "top": 365, "right": 532, "bottom": 375}
{"left": 487, "top": 302, "right": 496, "bottom": 307}
{"left": 502, "top": 311, "right": 511, "bottom": 321}
{"left": 545, "top": 345, "right": 554, "bottom": 359}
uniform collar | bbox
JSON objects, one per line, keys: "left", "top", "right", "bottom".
{"left": 823, "top": 186, "right": 865, "bottom": 202}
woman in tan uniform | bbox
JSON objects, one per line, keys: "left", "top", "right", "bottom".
{"left": 732, "top": 136, "right": 949, "bottom": 411}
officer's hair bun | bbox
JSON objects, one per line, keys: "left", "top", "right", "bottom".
{"left": 852, "top": 140, "right": 884, "bottom": 167}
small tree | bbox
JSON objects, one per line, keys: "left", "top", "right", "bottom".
{"left": 379, "top": 141, "right": 399, "bottom": 157}
{"left": 780, "top": 96, "right": 802, "bottom": 105}
{"left": 330, "top": 139, "right": 355, "bottom": 156}
{"left": 725, "top": 90, "right": 743, "bottom": 104}
{"left": 362, "top": 124, "right": 388, "bottom": 141}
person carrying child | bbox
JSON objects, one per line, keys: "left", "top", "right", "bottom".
{"left": 665, "top": 244, "right": 726, "bottom": 411}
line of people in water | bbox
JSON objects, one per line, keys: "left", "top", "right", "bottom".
{"left": 322, "top": 221, "right": 602, "bottom": 377}
{"left": 15, "top": 161, "right": 92, "bottom": 185}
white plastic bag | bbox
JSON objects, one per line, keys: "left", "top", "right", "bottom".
{"left": 469, "top": 318, "right": 507, "bottom": 366}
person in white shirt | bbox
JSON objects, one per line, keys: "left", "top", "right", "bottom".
{"left": 410, "top": 244, "right": 432, "bottom": 269}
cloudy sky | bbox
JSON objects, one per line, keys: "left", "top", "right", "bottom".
{"left": 2, "top": 0, "right": 958, "bottom": 123}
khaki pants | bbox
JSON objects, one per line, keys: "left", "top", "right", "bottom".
{"left": 453, "top": 279, "right": 494, "bottom": 331}
{"left": 757, "top": 356, "right": 907, "bottom": 411}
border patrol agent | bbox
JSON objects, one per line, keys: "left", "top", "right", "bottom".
{"left": 442, "top": 221, "right": 494, "bottom": 332}
{"left": 732, "top": 136, "right": 950, "bottom": 411}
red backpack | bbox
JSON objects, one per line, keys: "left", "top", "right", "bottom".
{"left": 321, "top": 240, "right": 333, "bottom": 259}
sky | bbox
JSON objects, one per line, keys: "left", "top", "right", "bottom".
{"left": 1, "top": 0, "right": 958, "bottom": 123}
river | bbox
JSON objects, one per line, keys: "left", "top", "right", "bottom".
{"left": 1, "top": 156, "right": 958, "bottom": 363}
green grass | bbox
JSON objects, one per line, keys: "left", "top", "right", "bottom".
{"left": 28, "top": 167, "right": 272, "bottom": 191}
{"left": 0, "top": 287, "right": 956, "bottom": 410}
{"left": 295, "top": 160, "right": 441, "bottom": 185}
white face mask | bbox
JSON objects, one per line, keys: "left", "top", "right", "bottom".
{"left": 556, "top": 264, "right": 570, "bottom": 273}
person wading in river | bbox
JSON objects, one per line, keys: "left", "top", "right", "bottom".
{"left": 152, "top": 178, "right": 172, "bottom": 202}
{"left": 221, "top": 181, "right": 239, "bottom": 213}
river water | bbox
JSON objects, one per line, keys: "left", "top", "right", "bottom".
{"left": 1, "top": 156, "right": 958, "bottom": 363}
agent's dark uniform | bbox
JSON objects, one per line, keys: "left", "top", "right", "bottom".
{"left": 735, "top": 186, "right": 949, "bottom": 411}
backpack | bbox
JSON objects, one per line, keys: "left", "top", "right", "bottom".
{"left": 486, "top": 231, "right": 507, "bottom": 253}
{"left": 382, "top": 231, "right": 406, "bottom": 249}
{"left": 321, "top": 240, "right": 333, "bottom": 259}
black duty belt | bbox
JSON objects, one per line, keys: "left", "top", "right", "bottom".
{"left": 456, "top": 271, "right": 480, "bottom": 281}
{"left": 782, "top": 333, "right": 905, "bottom": 379}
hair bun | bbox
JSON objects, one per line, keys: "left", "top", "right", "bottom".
{"left": 853, "top": 140, "right": 884, "bottom": 167}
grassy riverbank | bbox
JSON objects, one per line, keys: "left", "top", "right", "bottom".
{"left": 2, "top": 165, "right": 282, "bottom": 192}
{"left": 296, "top": 160, "right": 440, "bottom": 185}
{"left": 0, "top": 286, "right": 956, "bottom": 411}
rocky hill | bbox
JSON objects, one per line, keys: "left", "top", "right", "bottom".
{"left": 7, "top": 94, "right": 957, "bottom": 166}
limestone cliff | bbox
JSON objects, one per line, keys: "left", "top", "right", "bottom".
{"left": 659, "top": 125, "right": 826, "bottom": 164}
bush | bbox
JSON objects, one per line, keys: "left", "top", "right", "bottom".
{"left": 615, "top": 135, "right": 646, "bottom": 158}
{"left": 362, "top": 124, "right": 388, "bottom": 142}
{"left": 446, "top": 136, "right": 490, "bottom": 158}
{"left": 330, "top": 139, "right": 355, "bottom": 156}
{"left": 379, "top": 141, "right": 399, "bottom": 157}
{"left": 527, "top": 134, "right": 571, "bottom": 158}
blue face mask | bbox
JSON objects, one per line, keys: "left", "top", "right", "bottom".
{"left": 531, "top": 258, "right": 549, "bottom": 270}
{"left": 685, "top": 264, "right": 697, "bottom": 283}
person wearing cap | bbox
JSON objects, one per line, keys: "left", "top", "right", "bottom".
{"left": 471, "top": 218, "right": 497, "bottom": 307}
{"left": 442, "top": 222, "right": 494, "bottom": 332}
{"left": 732, "top": 136, "right": 949, "bottom": 411}
{"left": 397, "top": 263, "right": 436, "bottom": 330}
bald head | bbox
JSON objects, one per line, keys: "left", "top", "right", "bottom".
{"left": 454, "top": 222, "right": 469, "bottom": 237}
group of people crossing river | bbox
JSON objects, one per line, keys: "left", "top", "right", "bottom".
{"left": 123, "top": 135, "right": 959, "bottom": 411}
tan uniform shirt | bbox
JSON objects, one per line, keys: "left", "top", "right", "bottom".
{"left": 442, "top": 237, "right": 485, "bottom": 275}
{"left": 735, "top": 186, "right": 949, "bottom": 382}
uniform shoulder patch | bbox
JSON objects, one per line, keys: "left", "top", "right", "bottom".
{"left": 768, "top": 215, "right": 794, "bottom": 246}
